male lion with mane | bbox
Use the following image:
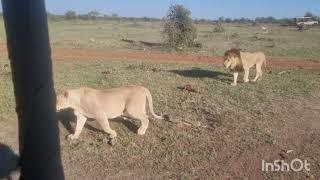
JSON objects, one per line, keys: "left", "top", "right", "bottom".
{"left": 223, "top": 48, "right": 266, "bottom": 86}
{"left": 56, "top": 86, "right": 164, "bottom": 142}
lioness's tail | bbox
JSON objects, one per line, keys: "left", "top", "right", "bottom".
{"left": 144, "top": 88, "right": 163, "bottom": 120}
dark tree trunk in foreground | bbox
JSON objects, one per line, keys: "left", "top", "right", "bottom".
{"left": 1, "top": 0, "right": 64, "bottom": 179}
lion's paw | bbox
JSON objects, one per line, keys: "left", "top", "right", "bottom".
{"left": 67, "top": 134, "right": 78, "bottom": 140}
{"left": 137, "top": 128, "right": 146, "bottom": 135}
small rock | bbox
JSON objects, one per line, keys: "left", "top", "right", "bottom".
{"left": 286, "top": 150, "right": 294, "bottom": 154}
{"left": 194, "top": 121, "right": 201, "bottom": 127}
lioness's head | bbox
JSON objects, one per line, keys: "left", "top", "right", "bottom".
{"left": 223, "top": 48, "right": 242, "bottom": 71}
{"left": 56, "top": 91, "right": 69, "bottom": 111}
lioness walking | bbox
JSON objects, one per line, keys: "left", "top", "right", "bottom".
{"left": 56, "top": 86, "right": 164, "bottom": 140}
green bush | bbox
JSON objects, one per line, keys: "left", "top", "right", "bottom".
{"left": 64, "top": 10, "right": 77, "bottom": 20}
{"left": 162, "top": 5, "right": 198, "bottom": 48}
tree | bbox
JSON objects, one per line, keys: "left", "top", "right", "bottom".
{"left": 65, "top": 10, "right": 77, "bottom": 20}
{"left": 47, "top": 12, "right": 63, "bottom": 21}
{"left": 163, "top": 4, "right": 197, "bottom": 48}
{"left": 304, "top": 11, "right": 313, "bottom": 17}
{"left": 255, "top": 16, "right": 276, "bottom": 23}
{"left": 266, "top": 16, "right": 276, "bottom": 23}
{"left": 78, "top": 14, "right": 89, "bottom": 20}
{"left": 87, "top": 10, "right": 100, "bottom": 20}
{"left": 218, "top": 16, "right": 225, "bottom": 23}
{"left": 111, "top": 13, "right": 119, "bottom": 18}
{"left": 225, "top": 18, "right": 232, "bottom": 23}
{"left": 278, "top": 18, "right": 295, "bottom": 26}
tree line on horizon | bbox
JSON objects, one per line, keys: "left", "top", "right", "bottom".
{"left": 1, "top": 5, "right": 315, "bottom": 49}
{"left": 44, "top": 6, "right": 319, "bottom": 50}
{"left": 0, "top": 5, "right": 317, "bottom": 51}
{"left": 43, "top": 10, "right": 319, "bottom": 26}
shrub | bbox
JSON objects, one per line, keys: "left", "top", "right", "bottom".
{"left": 231, "top": 33, "right": 239, "bottom": 38}
{"left": 213, "top": 23, "right": 225, "bottom": 33}
{"left": 193, "top": 42, "right": 203, "bottom": 48}
{"left": 64, "top": 10, "right": 77, "bottom": 20}
{"left": 162, "top": 5, "right": 198, "bottom": 48}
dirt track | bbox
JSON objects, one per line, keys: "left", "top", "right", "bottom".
{"left": 1, "top": 46, "right": 320, "bottom": 69}
{"left": 1, "top": 46, "right": 320, "bottom": 179}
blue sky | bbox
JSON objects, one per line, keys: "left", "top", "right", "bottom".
{"left": 2, "top": 0, "right": 320, "bottom": 19}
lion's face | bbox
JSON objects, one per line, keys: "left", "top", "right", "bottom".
{"left": 56, "top": 92, "right": 69, "bottom": 111}
{"left": 223, "top": 56, "right": 238, "bottom": 69}
{"left": 223, "top": 56, "right": 232, "bottom": 69}
{"left": 223, "top": 49, "right": 242, "bottom": 71}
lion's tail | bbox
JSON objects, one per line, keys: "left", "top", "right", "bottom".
{"left": 144, "top": 88, "right": 163, "bottom": 120}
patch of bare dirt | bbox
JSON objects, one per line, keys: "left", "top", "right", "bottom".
{"left": 0, "top": 46, "right": 320, "bottom": 70}
{"left": 209, "top": 97, "right": 320, "bottom": 179}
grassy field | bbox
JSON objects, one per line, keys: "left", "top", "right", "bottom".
{"left": 1, "top": 19, "right": 320, "bottom": 59}
{"left": 1, "top": 58, "right": 320, "bottom": 179}
{"left": 1, "top": 19, "right": 320, "bottom": 179}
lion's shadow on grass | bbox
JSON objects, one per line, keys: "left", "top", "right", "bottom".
{"left": 57, "top": 109, "right": 139, "bottom": 135}
{"left": 169, "top": 67, "right": 230, "bottom": 79}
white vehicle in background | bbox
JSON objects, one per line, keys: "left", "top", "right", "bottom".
{"left": 295, "top": 17, "right": 319, "bottom": 26}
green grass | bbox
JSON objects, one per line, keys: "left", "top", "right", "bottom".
{"left": 0, "top": 17, "right": 320, "bottom": 179}
{"left": 1, "top": 19, "right": 319, "bottom": 59}
{"left": 47, "top": 21, "right": 320, "bottom": 59}
{"left": 198, "top": 23, "right": 320, "bottom": 59}
{"left": 1, "top": 58, "right": 320, "bottom": 178}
